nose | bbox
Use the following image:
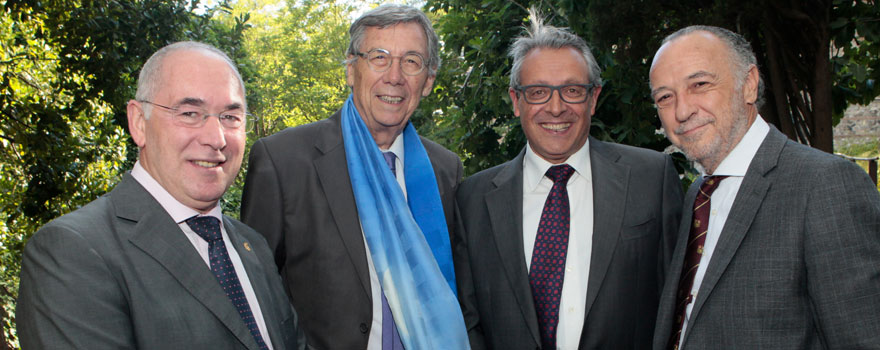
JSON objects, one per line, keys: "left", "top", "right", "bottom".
{"left": 199, "top": 116, "right": 227, "bottom": 150}
{"left": 674, "top": 92, "right": 697, "bottom": 122}
{"left": 545, "top": 89, "right": 565, "bottom": 116}
{"left": 382, "top": 58, "right": 406, "bottom": 85}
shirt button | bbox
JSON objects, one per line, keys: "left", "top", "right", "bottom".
{"left": 359, "top": 323, "right": 368, "bottom": 333}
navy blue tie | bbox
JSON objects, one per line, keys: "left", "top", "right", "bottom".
{"left": 381, "top": 151, "right": 404, "bottom": 350}
{"left": 186, "top": 216, "right": 269, "bottom": 350}
{"left": 529, "top": 164, "right": 575, "bottom": 349}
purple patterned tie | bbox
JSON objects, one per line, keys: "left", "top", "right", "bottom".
{"left": 380, "top": 151, "right": 404, "bottom": 350}
{"left": 186, "top": 216, "right": 269, "bottom": 350}
{"left": 529, "top": 164, "right": 575, "bottom": 349}
{"left": 668, "top": 176, "right": 728, "bottom": 350}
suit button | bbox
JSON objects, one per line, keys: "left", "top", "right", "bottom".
{"left": 360, "top": 323, "right": 369, "bottom": 333}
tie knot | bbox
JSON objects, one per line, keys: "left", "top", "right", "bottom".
{"left": 545, "top": 164, "right": 575, "bottom": 184}
{"left": 699, "top": 175, "right": 729, "bottom": 197}
{"left": 186, "top": 216, "right": 222, "bottom": 243}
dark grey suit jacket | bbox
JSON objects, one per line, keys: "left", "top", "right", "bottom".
{"left": 454, "top": 138, "right": 684, "bottom": 349}
{"left": 652, "top": 127, "right": 880, "bottom": 349}
{"left": 240, "top": 111, "right": 463, "bottom": 349}
{"left": 16, "top": 174, "right": 306, "bottom": 349}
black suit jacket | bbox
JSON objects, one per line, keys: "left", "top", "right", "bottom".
{"left": 241, "top": 111, "right": 463, "bottom": 349}
{"left": 652, "top": 127, "right": 880, "bottom": 349}
{"left": 454, "top": 138, "right": 684, "bottom": 349}
{"left": 16, "top": 174, "right": 306, "bottom": 349}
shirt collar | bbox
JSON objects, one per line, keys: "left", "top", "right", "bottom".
{"left": 705, "top": 115, "right": 770, "bottom": 177}
{"left": 130, "top": 161, "right": 223, "bottom": 224}
{"left": 523, "top": 138, "right": 591, "bottom": 192}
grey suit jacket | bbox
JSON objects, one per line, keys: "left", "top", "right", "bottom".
{"left": 652, "top": 127, "right": 880, "bottom": 349}
{"left": 240, "top": 111, "right": 463, "bottom": 349}
{"left": 16, "top": 174, "right": 306, "bottom": 349}
{"left": 454, "top": 138, "right": 684, "bottom": 349}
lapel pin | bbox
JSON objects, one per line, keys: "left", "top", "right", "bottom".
{"left": 244, "top": 242, "right": 252, "bottom": 252}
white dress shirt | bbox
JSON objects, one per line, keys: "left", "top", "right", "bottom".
{"left": 678, "top": 116, "right": 769, "bottom": 348}
{"left": 522, "top": 141, "right": 593, "bottom": 350}
{"left": 365, "top": 134, "right": 406, "bottom": 350}
{"left": 131, "top": 161, "right": 273, "bottom": 349}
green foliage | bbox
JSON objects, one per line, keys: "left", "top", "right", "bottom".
{"left": 830, "top": 0, "right": 880, "bottom": 123}
{"left": 233, "top": 0, "right": 353, "bottom": 138}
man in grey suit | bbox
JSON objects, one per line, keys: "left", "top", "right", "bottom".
{"left": 16, "top": 41, "right": 306, "bottom": 349}
{"left": 649, "top": 25, "right": 880, "bottom": 350}
{"left": 241, "top": 4, "right": 468, "bottom": 350}
{"left": 454, "top": 9, "right": 684, "bottom": 349}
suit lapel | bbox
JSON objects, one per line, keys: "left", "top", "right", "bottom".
{"left": 486, "top": 149, "right": 541, "bottom": 345}
{"left": 225, "top": 218, "right": 284, "bottom": 349}
{"left": 314, "top": 111, "right": 372, "bottom": 298}
{"left": 684, "top": 128, "right": 783, "bottom": 344}
{"left": 114, "top": 175, "right": 258, "bottom": 349}
{"left": 583, "top": 139, "right": 629, "bottom": 320}
{"left": 653, "top": 182, "right": 701, "bottom": 349}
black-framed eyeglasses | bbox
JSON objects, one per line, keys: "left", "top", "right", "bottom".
{"left": 355, "top": 48, "right": 426, "bottom": 76}
{"left": 514, "top": 84, "right": 597, "bottom": 104}
{"left": 139, "top": 100, "right": 251, "bottom": 130}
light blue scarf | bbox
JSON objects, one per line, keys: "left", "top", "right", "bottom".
{"left": 341, "top": 95, "right": 469, "bottom": 349}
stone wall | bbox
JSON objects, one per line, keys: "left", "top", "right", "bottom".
{"left": 834, "top": 97, "right": 880, "bottom": 149}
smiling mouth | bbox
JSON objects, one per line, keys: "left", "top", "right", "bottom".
{"left": 541, "top": 123, "right": 571, "bottom": 131}
{"left": 379, "top": 95, "right": 403, "bottom": 104}
{"left": 193, "top": 160, "right": 222, "bottom": 168}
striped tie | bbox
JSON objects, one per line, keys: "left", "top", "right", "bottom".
{"left": 668, "top": 176, "right": 728, "bottom": 350}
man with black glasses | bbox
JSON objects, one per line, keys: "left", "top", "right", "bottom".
{"left": 240, "top": 4, "right": 467, "bottom": 349}
{"left": 453, "top": 9, "right": 683, "bottom": 349}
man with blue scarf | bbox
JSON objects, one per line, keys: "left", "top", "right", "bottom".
{"left": 241, "top": 4, "right": 468, "bottom": 350}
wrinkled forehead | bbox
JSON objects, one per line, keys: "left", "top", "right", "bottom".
{"left": 650, "top": 32, "right": 732, "bottom": 83}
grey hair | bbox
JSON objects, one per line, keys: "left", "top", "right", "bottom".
{"left": 508, "top": 7, "right": 602, "bottom": 89}
{"left": 345, "top": 4, "right": 441, "bottom": 75}
{"left": 662, "top": 25, "right": 765, "bottom": 108}
{"left": 135, "top": 41, "right": 246, "bottom": 118}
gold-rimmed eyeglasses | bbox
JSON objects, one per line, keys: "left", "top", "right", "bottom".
{"left": 355, "top": 48, "right": 427, "bottom": 76}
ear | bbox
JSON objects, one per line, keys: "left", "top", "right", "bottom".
{"left": 127, "top": 100, "right": 147, "bottom": 148}
{"left": 345, "top": 55, "right": 356, "bottom": 88}
{"left": 742, "top": 65, "right": 759, "bottom": 105}
{"left": 509, "top": 87, "right": 522, "bottom": 117}
{"left": 421, "top": 73, "right": 436, "bottom": 97}
{"left": 588, "top": 85, "right": 603, "bottom": 115}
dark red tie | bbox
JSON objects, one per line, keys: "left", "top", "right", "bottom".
{"left": 186, "top": 216, "right": 269, "bottom": 350}
{"left": 529, "top": 164, "right": 575, "bottom": 349}
{"left": 668, "top": 176, "right": 728, "bottom": 350}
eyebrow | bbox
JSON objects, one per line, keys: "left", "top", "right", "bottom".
{"left": 687, "top": 71, "right": 717, "bottom": 81}
{"left": 650, "top": 70, "right": 718, "bottom": 97}
{"left": 174, "top": 97, "right": 243, "bottom": 111}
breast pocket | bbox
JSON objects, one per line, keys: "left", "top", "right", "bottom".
{"left": 620, "top": 216, "right": 656, "bottom": 241}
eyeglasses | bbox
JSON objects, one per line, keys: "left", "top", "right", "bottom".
{"left": 355, "top": 48, "right": 426, "bottom": 76}
{"left": 139, "top": 100, "right": 250, "bottom": 130}
{"left": 514, "top": 84, "right": 596, "bottom": 104}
